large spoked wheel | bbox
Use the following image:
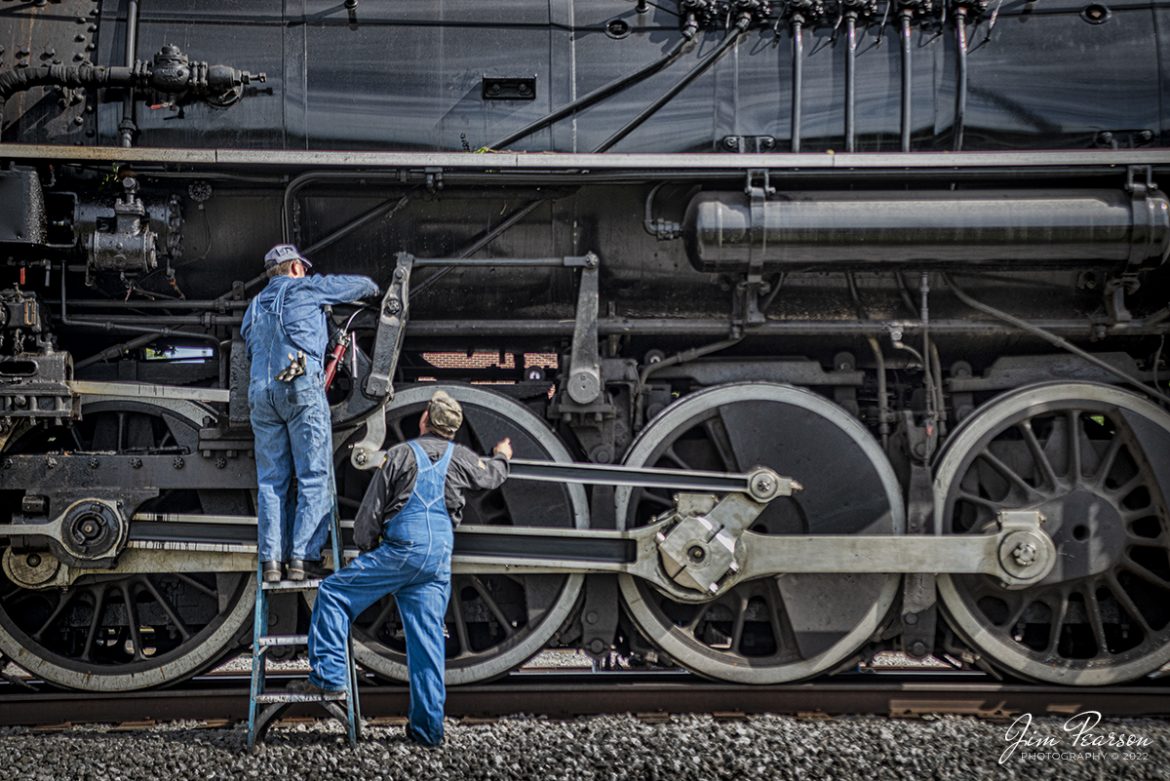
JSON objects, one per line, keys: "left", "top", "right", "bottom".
{"left": 333, "top": 385, "right": 588, "bottom": 684}
{"left": 617, "top": 383, "right": 904, "bottom": 684}
{"left": 936, "top": 382, "right": 1170, "bottom": 685}
{"left": 0, "top": 398, "right": 255, "bottom": 691}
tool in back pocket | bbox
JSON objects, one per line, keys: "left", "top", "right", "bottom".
{"left": 276, "top": 351, "right": 307, "bottom": 383}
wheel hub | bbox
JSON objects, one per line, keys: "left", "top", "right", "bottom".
{"left": 62, "top": 500, "right": 126, "bottom": 561}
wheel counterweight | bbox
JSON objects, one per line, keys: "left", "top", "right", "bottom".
{"left": 936, "top": 382, "right": 1170, "bottom": 685}
{"left": 616, "top": 383, "right": 904, "bottom": 684}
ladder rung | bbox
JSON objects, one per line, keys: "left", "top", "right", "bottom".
{"left": 254, "top": 690, "right": 346, "bottom": 704}
{"left": 262, "top": 578, "right": 327, "bottom": 591}
{"left": 257, "top": 634, "right": 309, "bottom": 648}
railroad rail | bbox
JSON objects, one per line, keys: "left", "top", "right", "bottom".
{"left": 2, "top": 671, "right": 1167, "bottom": 728}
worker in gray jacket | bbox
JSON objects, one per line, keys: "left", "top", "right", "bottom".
{"left": 298, "top": 389, "right": 512, "bottom": 746}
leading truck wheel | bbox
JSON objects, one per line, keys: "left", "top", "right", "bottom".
{"left": 936, "top": 382, "right": 1170, "bottom": 685}
{"left": 0, "top": 398, "right": 255, "bottom": 691}
{"left": 331, "top": 385, "right": 588, "bottom": 685}
{"left": 616, "top": 383, "right": 904, "bottom": 684}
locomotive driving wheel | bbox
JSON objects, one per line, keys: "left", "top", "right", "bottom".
{"left": 616, "top": 383, "right": 904, "bottom": 684}
{"left": 936, "top": 382, "right": 1170, "bottom": 685}
{"left": 0, "top": 398, "right": 255, "bottom": 691}
{"left": 332, "top": 385, "right": 588, "bottom": 684}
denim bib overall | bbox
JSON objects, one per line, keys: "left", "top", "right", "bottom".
{"left": 308, "top": 441, "right": 456, "bottom": 745}
{"left": 245, "top": 279, "right": 332, "bottom": 563}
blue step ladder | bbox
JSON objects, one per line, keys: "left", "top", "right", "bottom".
{"left": 246, "top": 489, "right": 362, "bottom": 752}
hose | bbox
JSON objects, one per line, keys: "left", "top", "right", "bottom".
{"left": 792, "top": 18, "right": 804, "bottom": 153}
{"left": 945, "top": 274, "right": 1170, "bottom": 406}
{"left": 953, "top": 6, "right": 969, "bottom": 152}
{"left": 845, "top": 14, "right": 857, "bottom": 153}
{"left": 899, "top": 11, "right": 913, "bottom": 153}
{"left": 489, "top": 32, "right": 697, "bottom": 150}
{"left": 595, "top": 15, "right": 750, "bottom": 153}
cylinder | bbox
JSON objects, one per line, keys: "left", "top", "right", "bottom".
{"left": 683, "top": 189, "right": 1170, "bottom": 271}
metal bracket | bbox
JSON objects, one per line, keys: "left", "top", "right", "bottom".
{"left": 730, "top": 170, "right": 775, "bottom": 334}
{"left": 1108, "top": 166, "right": 1160, "bottom": 322}
{"left": 567, "top": 253, "right": 602, "bottom": 405}
{"left": 349, "top": 400, "right": 388, "bottom": 471}
{"left": 363, "top": 252, "right": 413, "bottom": 400}
{"left": 900, "top": 462, "right": 937, "bottom": 658}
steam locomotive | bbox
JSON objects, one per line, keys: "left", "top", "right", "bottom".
{"left": 0, "top": 0, "right": 1167, "bottom": 693}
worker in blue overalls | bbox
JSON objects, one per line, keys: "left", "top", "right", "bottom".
{"left": 241, "top": 243, "right": 378, "bottom": 583}
{"left": 298, "top": 390, "right": 512, "bottom": 746}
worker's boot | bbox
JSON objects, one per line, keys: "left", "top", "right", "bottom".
{"left": 287, "top": 679, "right": 345, "bottom": 698}
{"left": 261, "top": 560, "right": 282, "bottom": 584}
{"left": 287, "top": 558, "right": 330, "bottom": 581}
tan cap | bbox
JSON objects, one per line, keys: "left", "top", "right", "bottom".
{"left": 426, "top": 389, "right": 463, "bottom": 439}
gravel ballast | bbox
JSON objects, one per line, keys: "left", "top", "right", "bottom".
{"left": 0, "top": 712, "right": 1166, "bottom": 781}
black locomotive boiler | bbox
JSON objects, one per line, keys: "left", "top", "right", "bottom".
{"left": 0, "top": 0, "right": 1168, "bottom": 693}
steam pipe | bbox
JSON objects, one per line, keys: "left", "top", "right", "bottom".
{"left": 119, "top": 0, "right": 140, "bottom": 148}
{"left": 953, "top": 6, "right": 969, "bottom": 152}
{"left": 792, "top": 18, "right": 805, "bottom": 153}
{"left": 845, "top": 14, "right": 857, "bottom": 153}
{"left": 57, "top": 263, "right": 222, "bottom": 349}
{"left": 899, "top": 11, "right": 913, "bottom": 153}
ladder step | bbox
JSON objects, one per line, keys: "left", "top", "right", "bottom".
{"left": 262, "top": 577, "right": 327, "bottom": 591}
{"left": 258, "top": 634, "right": 309, "bottom": 648}
{"left": 255, "top": 690, "right": 346, "bottom": 704}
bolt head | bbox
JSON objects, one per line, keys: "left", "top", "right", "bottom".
{"left": 1011, "top": 542, "right": 1037, "bottom": 566}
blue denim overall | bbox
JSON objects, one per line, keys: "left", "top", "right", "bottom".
{"left": 308, "top": 440, "right": 455, "bottom": 745}
{"left": 245, "top": 280, "right": 332, "bottom": 563}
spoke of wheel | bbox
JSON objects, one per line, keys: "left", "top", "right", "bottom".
{"left": 957, "top": 490, "right": 1003, "bottom": 513}
{"left": 173, "top": 573, "right": 216, "bottom": 599}
{"left": 1003, "top": 596, "right": 1032, "bottom": 633}
{"left": 764, "top": 578, "right": 799, "bottom": 657}
{"left": 703, "top": 415, "right": 741, "bottom": 473}
{"left": 120, "top": 583, "right": 145, "bottom": 661}
{"left": 449, "top": 580, "right": 472, "bottom": 656}
{"left": 81, "top": 585, "right": 108, "bottom": 662}
{"left": 977, "top": 450, "right": 1041, "bottom": 500}
{"left": 31, "top": 589, "right": 78, "bottom": 642}
{"left": 1083, "top": 585, "right": 1109, "bottom": 657}
{"left": 684, "top": 601, "right": 713, "bottom": 634}
{"left": 69, "top": 426, "right": 85, "bottom": 451}
{"left": 116, "top": 412, "right": 126, "bottom": 454}
{"left": 1045, "top": 591, "right": 1069, "bottom": 656}
{"left": 659, "top": 446, "right": 692, "bottom": 472}
{"left": 640, "top": 491, "right": 675, "bottom": 510}
{"left": 469, "top": 576, "right": 514, "bottom": 637}
{"left": 1110, "top": 473, "right": 1145, "bottom": 503}
{"left": 1019, "top": 420, "right": 1058, "bottom": 490}
{"left": 1106, "top": 572, "right": 1154, "bottom": 635}
{"left": 1121, "top": 559, "right": 1170, "bottom": 591}
{"left": 141, "top": 576, "right": 192, "bottom": 641}
{"left": 1067, "top": 411, "right": 1082, "bottom": 480}
{"left": 729, "top": 592, "right": 748, "bottom": 654}
{"left": 1091, "top": 435, "right": 1124, "bottom": 489}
